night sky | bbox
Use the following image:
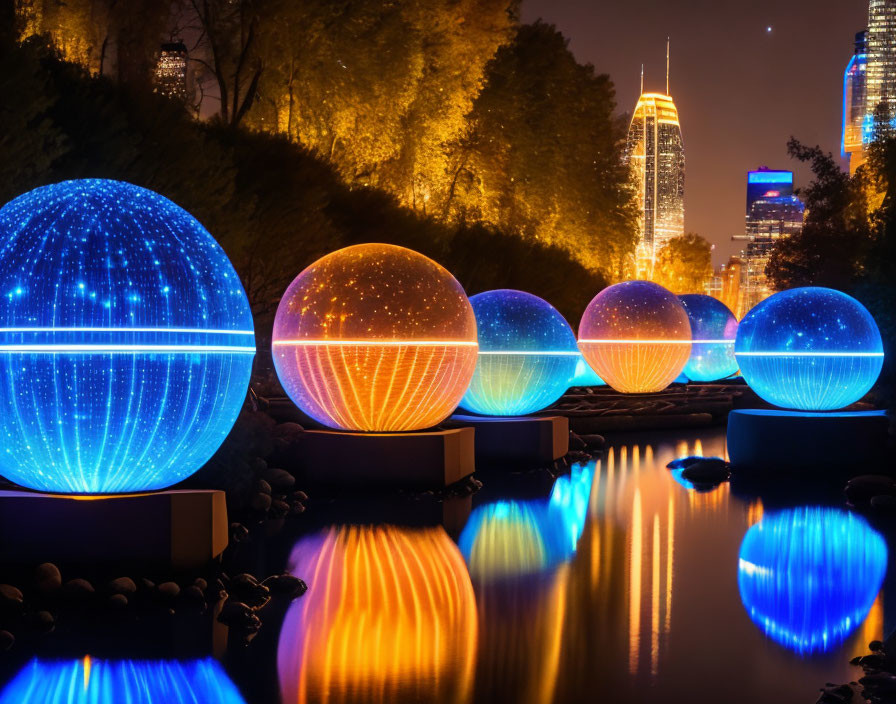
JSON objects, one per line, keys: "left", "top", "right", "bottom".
{"left": 521, "top": 0, "right": 869, "bottom": 264}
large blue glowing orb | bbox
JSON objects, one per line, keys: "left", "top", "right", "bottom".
{"left": 0, "top": 658, "right": 247, "bottom": 703}
{"left": 735, "top": 287, "right": 883, "bottom": 410}
{"left": 0, "top": 180, "right": 255, "bottom": 493}
{"left": 459, "top": 289, "right": 578, "bottom": 416}
{"left": 678, "top": 294, "right": 738, "bottom": 382}
{"left": 738, "top": 507, "right": 886, "bottom": 654}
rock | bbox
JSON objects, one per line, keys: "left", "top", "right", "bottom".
{"left": 255, "top": 479, "right": 272, "bottom": 495}
{"left": 217, "top": 600, "right": 260, "bottom": 630}
{"left": 815, "top": 683, "right": 853, "bottom": 703}
{"left": 156, "top": 582, "right": 180, "bottom": 602}
{"left": 681, "top": 459, "right": 731, "bottom": 484}
{"left": 0, "top": 584, "right": 24, "bottom": 611}
{"left": 271, "top": 499, "right": 290, "bottom": 516}
{"left": 107, "top": 594, "right": 128, "bottom": 610}
{"left": 107, "top": 577, "right": 137, "bottom": 596}
{"left": 192, "top": 578, "right": 208, "bottom": 592}
{"left": 250, "top": 492, "right": 272, "bottom": 512}
{"left": 33, "top": 563, "right": 62, "bottom": 594}
{"left": 845, "top": 475, "right": 896, "bottom": 507}
{"left": 139, "top": 578, "right": 156, "bottom": 591}
{"left": 0, "top": 630, "right": 13, "bottom": 651}
{"left": 871, "top": 494, "right": 896, "bottom": 511}
{"left": 230, "top": 523, "right": 250, "bottom": 542}
{"left": 29, "top": 610, "right": 54, "bottom": 633}
{"left": 666, "top": 455, "right": 704, "bottom": 470}
{"left": 183, "top": 585, "right": 205, "bottom": 604}
{"left": 229, "top": 573, "right": 269, "bottom": 606}
{"left": 63, "top": 579, "right": 95, "bottom": 600}
{"left": 293, "top": 490, "right": 308, "bottom": 502}
{"left": 273, "top": 422, "right": 304, "bottom": 439}
{"left": 568, "top": 433, "right": 587, "bottom": 452}
{"left": 870, "top": 640, "right": 884, "bottom": 652}
{"left": 263, "top": 574, "right": 307, "bottom": 599}
{"left": 579, "top": 434, "right": 605, "bottom": 450}
{"left": 263, "top": 468, "right": 296, "bottom": 490}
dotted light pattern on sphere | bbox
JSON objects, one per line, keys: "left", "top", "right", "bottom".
{"left": 272, "top": 244, "right": 477, "bottom": 431}
{"left": 0, "top": 657, "right": 247, "bottom": 704}
{"left": 459, "top": 290, "right": 578, "bottom": 416}
{"left": 678, "top": 294, "right": 738, "bottom": 382}
{"left": 0, "top": 180, "right": 254, "bottom": 494}
{"left": 735, "top": 287, "right": 883, "bottom": 410}
{"left": 738, "top": 507, "right": 886, "bottom": 654}
{"left": 578, "top": 281, "right": 691, "bottom": 393}
{"left": 278, "top": 525, "right": 476, "bottom": 704}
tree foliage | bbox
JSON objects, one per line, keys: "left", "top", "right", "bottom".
{"left": 652, "top": 233, "right": 712, "bottom": 294}
{"left": 443, "top": 22, "right": 638, "bottom": 277}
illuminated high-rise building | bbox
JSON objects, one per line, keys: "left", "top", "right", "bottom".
{"left": 866, "top": 1, "right": 896, "bottom": 139}
{"left": 844, "top": 31, "right": 869, "bottom": 174}
{"left": 154, "top": 42, "right": 189, "bottom": 102}
{"left": 625, "top": 45, "right": 685, "bottom": 277}
{"left": 732, "top": 172, "right": 804, "bottom": 317}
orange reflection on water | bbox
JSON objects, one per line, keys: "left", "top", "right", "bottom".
{"left": 277, "top": 525, "right": 476, "bottom": 704}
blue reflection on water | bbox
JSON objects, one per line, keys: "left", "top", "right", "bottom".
{"left": 0, "top": 657, "right": 247, "bottom": 704}
{"left": 737, "top": 506, "right": 887, "bottom": 654}
{"left": 458, "top": 462, "right": 594, "bottom": 577}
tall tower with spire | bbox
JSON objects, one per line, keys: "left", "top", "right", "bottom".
{"left": 625, "top": 40, "right": 685, "bottom": 278}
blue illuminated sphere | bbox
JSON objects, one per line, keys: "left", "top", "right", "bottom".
{"left": 459, "top": 290, "right": 578, "bottom": 416}
{"left": 678, "top": 294, "right": 738, "bottom": 382}
{"left": 0, "top": 180, "right": 255, "bottom": 493}
{"left": 738, "top": 507, "right": 886, "bottom": 654}
{"left": 735, "top": 287, "right": 883, "bottom": 410}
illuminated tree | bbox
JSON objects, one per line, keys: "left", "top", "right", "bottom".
{"left": 652, "top": 233, "right": 712, "bottom": 294}
{"left": 443, "top": 22, "right": 638, "bottom": 278}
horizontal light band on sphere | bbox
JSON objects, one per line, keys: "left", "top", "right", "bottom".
{"left": 458, "top": 289, "right": 579, "bottom": 416}
{"left": 0, "top": 179, "right": 255, "bottom": 494}
{"left": 272, "top": 244, "right": 478, "bottom": 432}
{"left": 734, "top": 287, "right": 883, "bottom": 410}
{"left": 738, "top": 507, "right": 886, "bottom": 654}
{"left": 678, "top": 294, "right": 739, "bottom": 382}
{"left": 578, "top": 281, "right": 691, "bottom": 393}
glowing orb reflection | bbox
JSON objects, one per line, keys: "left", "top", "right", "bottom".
{"left": 738, "top": 506, "right": 886, "bottom": 653}
{"left": 735, "top": 287, "right": 883, "bottom": 410}
{"left": 0, "top": 180, "right": 254, "bottom": 494}
{"left": 0, "top": 657, "right": 247, "bottom": 703}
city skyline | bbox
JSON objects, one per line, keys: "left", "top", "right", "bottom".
{"left": 522, "top": 0, "right": 868, "bottom": 265}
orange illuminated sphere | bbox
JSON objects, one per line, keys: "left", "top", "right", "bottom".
{"left": 578, "top": 281, "right": 691, "bottom": 393}
{"left": 272, "top": 244, "right": 478, "bottom": 431}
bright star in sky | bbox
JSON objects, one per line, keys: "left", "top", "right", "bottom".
{"left": 767, "top": 26, "right": 773, "bottom": 33}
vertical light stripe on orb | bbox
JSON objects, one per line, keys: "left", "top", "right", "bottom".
{"left": 272, "top": 244, "right": 478, "bottom": 432}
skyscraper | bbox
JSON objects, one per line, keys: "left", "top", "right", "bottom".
{"left": 154, "top": 43, "right": 189, "bottom": 102}
{"left": 866, "top": 1, "right": 896, "bottom": 137}
{"left": 843, "top": 31, "right": 868, "bottom": 174}
{"left": 625, "top": 45, "right": 685, "bottom": 278}
{"left": 731, "top": 169, "right": 804, "bottom": 317}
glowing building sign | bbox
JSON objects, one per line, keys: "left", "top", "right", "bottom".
{"left": 272, "top": 244, "right": 478, "bottom": 431}
{"left": 738, "top": 507, "right": 886, "bottom": 654}
{"left": 0, "top": 180, "right": 254, "bottom": 494}
{"left": 459, "top": 289, "right": 578, "bottom": 416}
{"left": 735, "top": 287, "right": 883, "bottom": 410}
{"left": 578, "top": 281, "right": 691, "bottom": 393}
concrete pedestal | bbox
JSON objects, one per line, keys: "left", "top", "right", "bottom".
{"left": 295, "top": 428, "right": 475, "bottom": 488}
{"left": 727, "top": 409, "right": 889, "bottom": 472}
{"left": 0, "top": 489, "right": 228, "bottom": 569}
{"left": 445, "top": 415, "right": 569, "bottom": 467}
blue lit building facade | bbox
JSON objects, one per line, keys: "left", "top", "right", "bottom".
{"left": 844, "top": 32, "right": 869, "bottom": 174}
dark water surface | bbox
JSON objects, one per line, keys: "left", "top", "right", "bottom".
{"left": 2, "top": 427, "right": 891, "bottom": 703}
